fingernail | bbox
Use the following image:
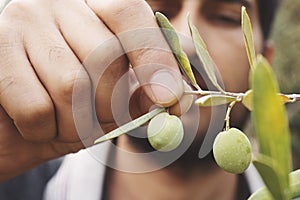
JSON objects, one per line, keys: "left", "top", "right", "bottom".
{"left": 150, "top": 70, "right": 183, "bottom": 106}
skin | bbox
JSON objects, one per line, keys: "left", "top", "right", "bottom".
{"left": 0, "top": 0, "right": 185, "bottom": 181}
{"left": 0, "top": 0, "right": 273, "bottom": 199}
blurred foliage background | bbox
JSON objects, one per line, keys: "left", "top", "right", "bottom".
{"left": 271, "top": 0, "right": 300, "bottom": 169}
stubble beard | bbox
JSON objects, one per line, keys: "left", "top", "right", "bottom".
{"left": 120, "top": 104, "right": 250, "bottom": 176}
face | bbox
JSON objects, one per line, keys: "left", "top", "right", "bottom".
{"left": 118, "top": 0, "right": 265, "bottom": 165}
{"left": 147, "top": 0, "right": 264, "bottom": 132}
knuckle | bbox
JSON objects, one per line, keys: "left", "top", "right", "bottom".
{"left": 48, "top": 45, "right": 68, "bottom": 62}
{"left": 57, "top": 71, "right": 79, "bottom": 104}
{"left": 16, "top": 100, "right": 55, "bottom": 140}
{"left": 56, "top": 69, "right": 91, "bottom": 105}
{"left": 23, "top": 101, "right": 54, "bottom": 125}
{"left": 105, "top": 0, "right": 148, "bottom": 17}
{"left": 31, "top": 101, "right": 54, "bottom": 121}
{"left": 116, "top": 0, "right": 145, "bottom": 11}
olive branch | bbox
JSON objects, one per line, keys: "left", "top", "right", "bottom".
{"left": 94, "top": 6, "right": 300, "bottom": 200}
{"left": 155, "top": 9, "right": 300, "bottom": 199}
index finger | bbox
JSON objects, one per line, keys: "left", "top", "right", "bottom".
{"left": 86, "top": 0, "right": 184, "bottom": 107}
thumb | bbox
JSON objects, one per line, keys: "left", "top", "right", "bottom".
{"left": 86, "top": 0, "right": 184, "bottom": 107}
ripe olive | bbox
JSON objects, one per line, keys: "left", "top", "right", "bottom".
{"left": 213, "top": 128, "right": 252, "bottom": 174}
{"left": 147, "top": 112, "right": 184, "bottom": 152}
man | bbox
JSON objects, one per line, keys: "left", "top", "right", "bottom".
{"left": 0, "top": 0, "right": 279, "bottom": 199}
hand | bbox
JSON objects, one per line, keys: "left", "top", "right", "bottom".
{"left": 0, "top": 0, "right": 186, "bottom": 181}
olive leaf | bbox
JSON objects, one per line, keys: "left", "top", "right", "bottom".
{"left": 290, "top": 169, "right": 300, "bottom": 198}
{"left": 242, "top": 90, "right": 292, "bottom": 111}
{"left": 279, "top": 94, "right": 291, "bottom": 104}
{"left": 155, "top": 12, "right": 201, "bottom": 90}
{"left": 251, "top": 155, "right": 285, "bottom": 200}
{"left": 242, "top": 6, "right": 256, "bottom": 69}
{"left": 242, "top": 90, "right": 253, "bottom": 111}
{"left": 248, "top": 188, "right": 272, "bottom": 200}
{"left": 252, "top": 55, "right": 291, "bottom": 200}
{"left": 195, "top": 94, "right": 236, "bottom": 107}
{"left": 187, "top": 14, "right": 225, "bottom": 93}
{"left": 94, "top": 107, "right": 165, "bottom": 144}
{"left": 248, "top": 169, "right": 300, "bottom": 200}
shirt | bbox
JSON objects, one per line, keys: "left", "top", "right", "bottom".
{"left": 0, "top": 158, "right": 62, "bottom": 200}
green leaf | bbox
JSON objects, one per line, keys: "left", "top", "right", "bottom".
{"left": 195, "top": 95, "right": 236, "bottom": 107}
{"left": 248, "top": 169, "right": 300, "bottom": 200}
{"left": 94, "top": 107, "right": 165, "bottom": 144}
{"left": 278, "top": 94, "right": 291, "bottom": 104}
{"left": 155, "top": 12, "right": 200, "bottom": 90}
{"left": 252, "top": 155, "right": 284, "bottom": 200}
{"left": 187, "top": 14, "right": 225, "bottom": 93}
{"left": 290, "top": 169, "right": 300, "bottom": 198}
{"left": 242, "top": 90, "right": 253, "bottom": 111}
{"left": 248, "top": 187, "right": 273, "bottom": 200}
{"left": 252, "top": 55, "right": 292, "bottom": 200}
{"left": 242, "top": 6, "right": 256, "bottom": 69}
{"left": 242, "top": 90, "right": 291, "bottom": 111}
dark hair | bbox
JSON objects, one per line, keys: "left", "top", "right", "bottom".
{"left": 256, "top": 0, "right": 280, "bottom": 39}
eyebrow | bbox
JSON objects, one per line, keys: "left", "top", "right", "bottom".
{"left": 146, "top": 0, "right": 252, "bottom": 9}
{"left": 210, "top": 0, "right": 252, "bottom": 8}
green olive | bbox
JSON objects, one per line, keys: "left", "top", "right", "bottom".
{"left": 213, "top": 128, "right": 252, "bottom": 174}
{"left": 147, "top": 112, "right": 184, "bottom": 152}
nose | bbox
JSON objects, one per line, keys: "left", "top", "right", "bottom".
{"left": 169, "top": 3, "right": 200, "bottom": 58}
{"left": 168, "top": 4, "right": 209, "bottom": 90}
{"left": 170, "top": 16, "right": 195, "bottom": 57}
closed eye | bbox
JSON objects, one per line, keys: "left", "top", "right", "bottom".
{"left": 207, "top": 14, "right": 241, "bottom": 27}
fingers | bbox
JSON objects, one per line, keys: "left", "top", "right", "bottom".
{"left": 0, "top": 0, "right": 132, "bottom": 143}
{"left": 23, "top": 0, "right": 131, "bottom": 141}
{"left": 0, "top": 1, "right": 94, "bottom": 142}
{"left": 51, "top": 0, "right": 112, "bottom": 62}
{"left": 86, "top": 0, "right": 184, "bottom": 107}
{"left": 23, "top": 24, "right": 93, "bottom": 142}
{"left": 0, "top": 0, "right": 186, "bottom": 146}
{"left": 50, "top": 0, "right": 129, "bottom": 124}
{"left": 0, "top": 24, "right": 56, "bottom": 142}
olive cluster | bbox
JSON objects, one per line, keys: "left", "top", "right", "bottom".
{"left": 147, "top": 113, "right": 252, "bottom": 174}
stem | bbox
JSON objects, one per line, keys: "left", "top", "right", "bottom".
{"left": 184, "top": 90, "right": 300, "bottom": 103}
{"left": 94, "top": 107, "right": 166, "bottom": 144}
{"left": 225, "top": 101, "right": 238, "bottom": 131}
{"left": 286, "top": 94, "right": 300, "bottom": 102}
{"left": 184, "top": 90, "right": 245, "bottom": 98}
